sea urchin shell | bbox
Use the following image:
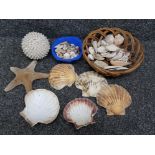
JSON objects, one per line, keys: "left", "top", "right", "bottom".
{"left": 20, "top": 89, "right": 60, "bottom": 126}
{"left": 63, "top": 98, "right": 98, "bottom": 129}
{"left": 21, "top": 32, "right": 50, "bottom": 60}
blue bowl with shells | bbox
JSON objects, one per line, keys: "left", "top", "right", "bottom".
{"left": 51, "top": 36, "right": 83, "bottom": 63}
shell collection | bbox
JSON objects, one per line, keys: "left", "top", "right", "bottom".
{"left": 63, "top": 98, "right": 98, "bottom": 129}
{"left": 87, "top": 34, "right": 132, "bottom": 70}
{"left": 55, "top": 41, "right": 80, "bottom": 59}
{"left": 4, "top": 30, "right": 134, "bottom": 129}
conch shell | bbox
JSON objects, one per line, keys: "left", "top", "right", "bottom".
{"left": 49, "top": 64, "right": 77, "bottom": 90}
{"left": 96, "top": 84, "right": 132, "bottom": 115}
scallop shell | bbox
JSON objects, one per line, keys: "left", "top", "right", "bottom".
{"left": 75, "top": 71, "right": 108, "bottom": 97}
{"left": 49, "top": 64, "right": 77, "bottom": 90}
{"left": 20, "top": 89, "right": 60, "bottom": 126}
{"left": 96, "top": 84, "right": 132, "bottom": 115}
{"left": 63, "top": 98, "right": 98, "bottom": 129}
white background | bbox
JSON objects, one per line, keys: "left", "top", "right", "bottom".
{"left": 0, "top": 0, "right": 154, "bottom": 155}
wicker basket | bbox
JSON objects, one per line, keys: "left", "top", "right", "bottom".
{"left": 83, "top": 28, "right": 144, "bottom": 77}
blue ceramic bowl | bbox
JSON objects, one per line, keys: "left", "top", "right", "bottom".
{"left": 51, "top": 36, "right": 83, "bottom": 63}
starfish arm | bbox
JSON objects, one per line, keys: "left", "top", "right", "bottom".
{"left": 23, "top": 79, "right": 33, "bottom": 93}
{"left": 32, "top": 72, "right": 49, "bottom": 80}
{"left": 26, "top": 60, "right": 37, "bottom": 71}
{"left": 10, "top": 67, "right": 21, "bottom": 74}
{"left": 4, "top": 78, "right": 21, "bottom": 92}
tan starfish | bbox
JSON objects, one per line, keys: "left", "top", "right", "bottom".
{"left": 4, "top": 61, "right": 49, "bottom": 93}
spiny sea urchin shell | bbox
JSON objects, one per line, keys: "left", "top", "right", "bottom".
{"left": 21, "top": 32, "right": 50, "bottom": 60}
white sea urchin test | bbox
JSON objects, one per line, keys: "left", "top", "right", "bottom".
{"left": 21, "top": 32, "right": 50, "bottom": 59}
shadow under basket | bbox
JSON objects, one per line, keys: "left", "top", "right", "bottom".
{"left": 83, "top": 27, "right": 144, "bottom": 77}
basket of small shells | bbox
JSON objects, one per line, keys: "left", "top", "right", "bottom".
{"left": 83, "top": 27, "right": 144, "bottom": 77}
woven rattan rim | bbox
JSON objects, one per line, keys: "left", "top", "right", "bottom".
{"left": 83, "top": 27, "right": 144, "bottom": 77}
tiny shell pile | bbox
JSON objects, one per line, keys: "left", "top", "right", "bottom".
{"left": 87, "top": 34, "right": 132, "bottom": 70}
{"left": 55, "top": 41, "right": 80, "bottom": 59}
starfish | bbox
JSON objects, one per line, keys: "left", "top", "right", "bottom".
{"left": 4, "top": 61, "right": 49, "bottom": 93}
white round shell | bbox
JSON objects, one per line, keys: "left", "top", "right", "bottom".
{"left": 20, "top": 89, "right": 60, "bottom": 126}
{"left": 63, "top": 98, "right": 98, "bottom": 129}
{"left": 21, "top": 32, "right": 50, "bottom": 60}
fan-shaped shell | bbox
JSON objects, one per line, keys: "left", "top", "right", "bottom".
{"left": 75, "top": 71, "right": 108, "bottom": 97}
{"left": 63, "top": 98, "right": 98, "bottom": 129}
{"left": 48, "top": 64, "right": 77, "bottom": 90}
{"left": 21, "top": 32, "right": 50, "bottom": 60}
{"left": 96, "top": 84, "right": 132, "bottom": 115}
{"left": 20, "top": 89, "right": 60, "bottom": 126}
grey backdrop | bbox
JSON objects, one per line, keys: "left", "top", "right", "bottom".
{"left": 0, "top": 20, "right": 155, "bottom": 135}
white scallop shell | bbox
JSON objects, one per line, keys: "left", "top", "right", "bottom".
{"left": 21, "top": 32, "right": 50, "bottom": 60}
{"left": 20, "top": 89, "right": 60, "bottom": 126}
{"left": 75, "top": 71, "right": 108, "bottom": 97}
{"left": 63, "top": 98, "right": 98, "bottom": 129}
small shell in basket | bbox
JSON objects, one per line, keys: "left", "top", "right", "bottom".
{"left": 104, "top": 66, "right": 128, "bottom": 70}
{"left": 49, "top": 64, "right": 77, "bottom": 90}
{"left": 114, "top": 34, "right": 124, "bottom": 46}
{"left": 104, "top": 34, "right": 114, "bottom": 44}
{"left": 63, "top": 98, "right": 98, "bottom": 129}
{"left": 110, "top": 60, "right": 131, "bottom": 67}
{"left": 96, "top": 84, "right": 132, "bottom": 115}
{"left": 94, "top": 53, "right": 105, "bottom": 60}
{"left": 75, "top": 71, "right": 108, "bottom": 97}
{"left": 94, "top": 60, "right": 108, "bottom": 68}
{"left": 20, "top": 89, "right": 60, "bottom": 126}
{"left": 92, "top": 40, "right": 98, "bottom": 52}
{"left": 106, "top": 44, "right": 120, "bottom": 52}
{"left": 88, "top": 46, "right": 95, "bottom": 55}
